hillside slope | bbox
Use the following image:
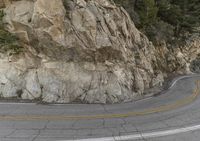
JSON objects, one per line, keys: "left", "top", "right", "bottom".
{"left": 0, "top": 0, "right": 199, "bottom": 103}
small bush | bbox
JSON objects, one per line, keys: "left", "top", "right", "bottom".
{"left": 0, "top": 10, "right": 23, "bottom": 54}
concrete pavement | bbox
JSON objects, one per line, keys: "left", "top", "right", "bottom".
{"left": 0, "top": 75, "right": 200, "bottom": 140}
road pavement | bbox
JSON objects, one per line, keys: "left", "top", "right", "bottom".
{"left": 0, "top": 75, "right": 200, "bottom": 141}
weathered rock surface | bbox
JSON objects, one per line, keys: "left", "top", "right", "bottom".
{"left": 0, "top": 0, "right": 199, "bottom": 103}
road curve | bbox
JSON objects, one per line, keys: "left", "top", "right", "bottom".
{"left": 0, "top": 75, "right": 200, "bottom": 141}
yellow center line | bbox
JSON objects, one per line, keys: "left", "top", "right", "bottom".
{"left": 1, "top": 80, "right": 200, "bottom": 121}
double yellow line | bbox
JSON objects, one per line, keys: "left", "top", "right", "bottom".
{"left": 1, "top": 80, "right": 200, "bottom": 121}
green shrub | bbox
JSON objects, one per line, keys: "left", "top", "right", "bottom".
{"left": 135, "top": 0, "right": 158, "bottom": 29}
{"left": 114, "top": 0, "right": 200, "bottom": 45}
{"left": 0, "top": 10, "right": 23, "bottom": 54}
{"left": 157, "top": 0, "right": 200, "bottom": 36}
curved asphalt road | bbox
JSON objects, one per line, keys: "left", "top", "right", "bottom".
{"left": 0, "top": 75, "right": 200, "bottom": 141}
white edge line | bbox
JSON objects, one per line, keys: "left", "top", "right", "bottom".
{"left": 66, "top": 124, "right": 200, "bottom": 141}
{"left": 169, "top": 75, "right": 192, "bottom": 89}
{"left": 169, "top": 74, "right": 200, "bottom": 89}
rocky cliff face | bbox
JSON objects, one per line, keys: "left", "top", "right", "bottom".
{"left": 0, "top": 0, "right": 199, "bottom": 103}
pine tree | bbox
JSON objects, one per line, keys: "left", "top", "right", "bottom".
{"left": 157, "top": 0, "right": 200, "bottom": 34}
{"left": 135, "top": 0, "right": 158, "bottom": 28}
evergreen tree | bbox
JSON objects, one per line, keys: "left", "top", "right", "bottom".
{"left": 157, "top": 0, "right": 200, "bottom": 35}
{"left": 114, "top": 0, "right": 200, "bottom": 44}
{"left": 136, "top": 0, "right": 158, "bottom": 28}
